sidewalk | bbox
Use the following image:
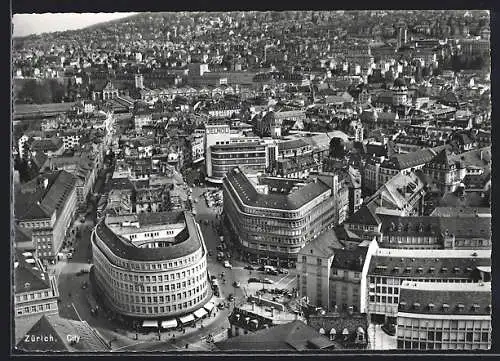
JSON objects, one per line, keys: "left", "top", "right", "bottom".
{"left": 93, "top": 295, "right": 229, "bottom": 350}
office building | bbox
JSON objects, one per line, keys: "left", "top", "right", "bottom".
{"left": 91, "top": 211, "right": 211, "bottom": 321}
{"left": 396, "top": 281, "right": 491, "bottom": 350}
{"left": 223, "top": 167, "right": 340, "bottom": 266}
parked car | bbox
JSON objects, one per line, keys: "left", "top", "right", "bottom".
{"left": 266, "top": 269, "right": 279, "bottom": 276}
{"left": 66, "top": 253, "right": 73, "bottom": 259}
{"left": 277, "top": 268, "right": 289, "bottom": 274}
{"left": 233, "top": 281, "right": 241, "bottom": 288}
{"left": 228, "top": 294, "right": 235, "bottom": 302}
{"left": 208, "top": 250, "right": 213, "bottom": 256}
{"left": 381, "top": 323, "right": 396, "bottom": 336}
{"left": 257, "top": 265, "right": 266, "bottom": 272}
{"left": 262, "top": 278, "right": 274, "bottom": 284}
{"left": 81, "top": 281, "right": 88, "bottom": 289}
{"left": 210, "top": 275, "right": 217, "bottom": 281}
{"left": 244, "top": 264, "right": 256, "bottom": 270}
{"left": 248, "top": 277, "right": 260, "bottom": 283}
{"left": 223, "top": 261, "right": 233, "bottom": 269}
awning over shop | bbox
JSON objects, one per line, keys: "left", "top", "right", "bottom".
{"left": 204, "top": 301, "right": 215, "bottom": 311}
{"left": 161, "top": 319, "right": 178, "bottom": 329}
{"left": 194, "top": 308, "right": 208, "bottom": 318}
{"left": 179, "top": 314, "right": 195, "bottom": 324}
{"left": 142, "top": 320, "right": 158, "bottom": 328}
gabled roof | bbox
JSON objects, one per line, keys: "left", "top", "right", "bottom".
{"left": 215, "top": 320, "right": 338, "bottom": 351}
{"left": 14, "top": 251, "right": 51, "bottom": 293}
{"left": 300, "top": 229, "right": 339, "bottom": 258}
{"left": 16, "top": 315, "right": 67, "bottom": 352}
{"left": 399, "top": 281, "right": 491, "bottom": 316}
{"left": 331, "top": 246, "right": 368, "bottom": 272}
{"left": 345, "top": 205, "right": 381, "bottom": 226}
{"left": 15, "top": 171, "right": 76, "bottom": 221}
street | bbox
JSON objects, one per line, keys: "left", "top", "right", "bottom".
{"left": 48, "top": 176, "right": 299, "bottom": 352}
{"left": 191, "top": 186, "right": 298, "bottom": 310}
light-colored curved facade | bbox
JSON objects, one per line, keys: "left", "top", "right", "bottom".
{"left": 91, "top": 211, "right": 210, "bottom": 319}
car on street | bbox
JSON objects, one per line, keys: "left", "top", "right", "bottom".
{"left": 381, "top": 323, "right": 396, "bottom": 336}
{"left": 266, "top": 269, "right": 279, "bottom": 276}
{"left": 81, "top": 281, "right": 88, "bottom": 289}
{"left": 277, "top": 268, "right": 289, "bottom": 274}
{"left": 208, "top": 250, "right": 213, "bottom": 256}
{"left": 67, "top": 253, "right": 73, "bottom": 259}
{"left": 223, "top": 261, "right": 233, "bottom": 269}
{"left": 257, "top": 265, "right": 266, "bottom": 272}
{"left": 248, "top": 277, "right": 260, "bottom": 283}
{"left": 228, "top": 294, "right": 235, "bottom": 302}
{"left": 244, "top": 264, "right": 256, "bottom": 270}
{"left": 262, "top": 278, "right": 274, "bottom": 284}
{"left": 233, "top": 281, "right": 241, "bottom": 288}
{"left": 210, "top": 275, "right": 217, "bottom": 281}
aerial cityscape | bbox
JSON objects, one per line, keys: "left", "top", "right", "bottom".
{"left": 11, "top": 10, "right": 491, "bottom": 353}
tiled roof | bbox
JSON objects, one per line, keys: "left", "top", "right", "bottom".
{"left": 398, "top": 281, "right": 491, "bottom": 316}
{"left": 383, "top": 145, "right": 449, "bottom": 170}
{"left": 368, "top": 249, "right": 491, "bottom": 278}
{"left": 345, "top": 205, "right": 381, "bottom": 226}
{"left": 379, "top": 214, "right": 491, "bottom": 239}
{"left": 16, "top": 314, "right": 110, "bottom": 352}
{"left": 14, "top": 251, "right": 50, "bottom": 293}
{"left": 331, "top": 246, "right": 368, "bottom": 272}
{"left": 15, "top": 171, "right": 76, "bottom": 221}
{"left": 430, "top": 207, "right": 491, "bottom": 217}
{"left": 300, "top": 229, "right": 339, "bottom": 258}
{"left": 308, "top": 312, "right": 368, "bottom": 346}
{"left": 15, "top": 315, "right": 67, "bottom": 352}
{"left": 15, "top": 224, "right": 32, "bottom": 245}
{"left": 278, "top": 138, "right": 309, "bottom": 151}
{"left": 30, "top": 138, "right": 63, "bottom": 152}
{"left": 94, "top": 211, "right": 202, "bottom": 262}
{"left": 215, "top": 320, "right": 338, "bottom": 351}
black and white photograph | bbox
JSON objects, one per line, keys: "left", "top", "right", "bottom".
{"left": 10, "top": 10, "right": 492, "bottom": 354}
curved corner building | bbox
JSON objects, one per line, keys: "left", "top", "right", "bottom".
{"left": 91, "top": 211, "right": 210, "bottom": 319}
{"left": 223, "top": 167, "right": 338, "bottom": 266}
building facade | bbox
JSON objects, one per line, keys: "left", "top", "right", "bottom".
{"left": 14, "top": 251, "right": 59, "bottom": 320}
{"left": 223, "top": 167, "right": 339, "bottom": 265}
{"left": 91, "top": 211, "right": 211, "bottom": 320}
{"left": 396, "top": 281, "right": 491, "bottom": 350}
{"left": 15, "top": 171, "right": 78, "bottom": 263}
{"left": 366, "top": 248, "right": 491, "bottom": 323}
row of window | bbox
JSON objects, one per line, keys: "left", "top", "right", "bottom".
{"left": 398, "top": 330, "right": 490, "bottom": 343}
{"left": 125, "top": 291, "right": 207, "bottom": 314}
{"left": 114, "top": 282, "right": 207, "bottom": 304}
{"left": 369, "top": 277, "right": 476, "bottom": 286}
{"left": 16, "top": 291, "right": 52, "bottom": 302}
{"left": 397, "top": 340, "right": 490, "bottom": 350}
{"left": 93, "top": 251, "right": 206, "bottom": 289}
{"left": 16, "top": 302, "right": 54, "bottom": 315}
{"left": 369, "top": 295, "right": 399, "bottom": 304}
{"left": 111, "top": 274, "right": 206, "bottom": 293}
{"left": 398, "top": 318, "right": 490, "bottom": 329}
